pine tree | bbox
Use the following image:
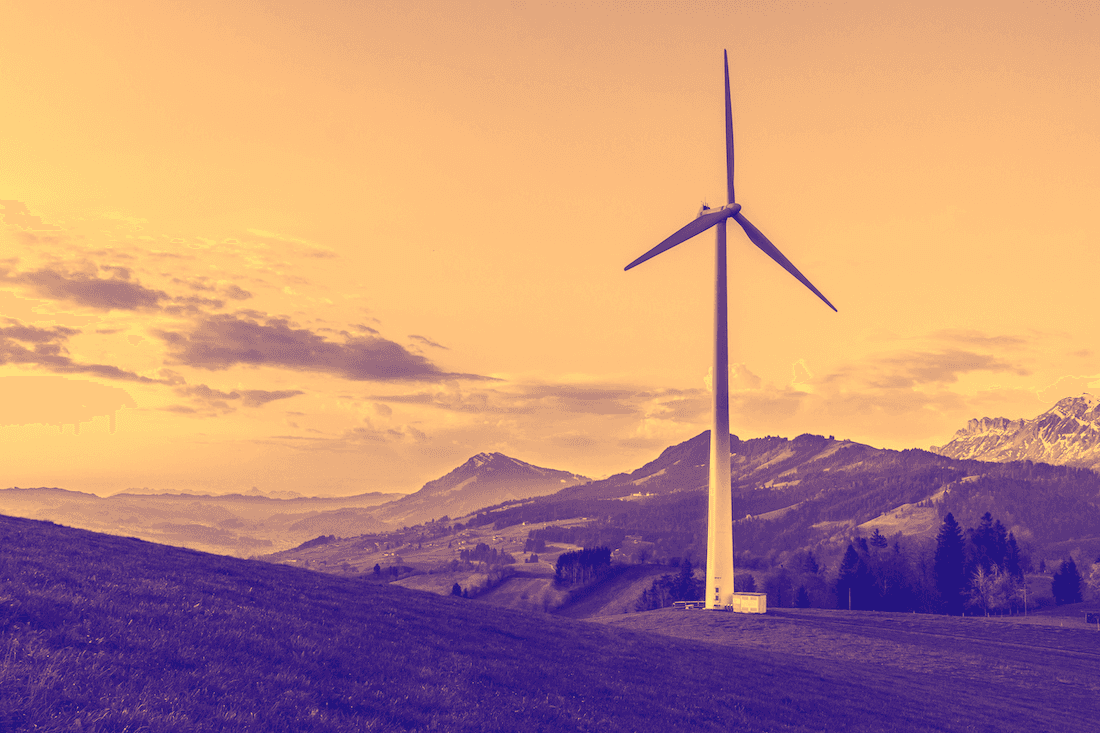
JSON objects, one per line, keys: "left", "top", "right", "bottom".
{"left": 934, "top": 513, "right": 967, "bottom": 615}
{"left": 835, "top": 544, "right": 873, "bottom": 610}
{"left": 673, "top": 559, "right": 701, "bottom": 601}
{"left": 1051, "top": 559, "right": 1083, "bottom": 605}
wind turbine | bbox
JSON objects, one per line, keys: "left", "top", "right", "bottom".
{"left": 624, "top": 51, "right": 836, "bottom": 610}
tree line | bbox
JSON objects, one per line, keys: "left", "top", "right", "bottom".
{"left": 554, "top": 547, "right": 611, "bottom": 586}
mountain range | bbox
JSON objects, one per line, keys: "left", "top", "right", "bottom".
{"left": 0, "top": 452, "right": 589, "bottom": 556}
{"left": 4, "top": 395, "right": 1100, "bottom": 562}
{"left": 0, "top": 487, "right": 401, "bottom": 556}
{"left": 931, "top": 393, "right": 1100, "bottom": 471}
{"left": 462, "top": 429, "right": 1100, "bottom": 565}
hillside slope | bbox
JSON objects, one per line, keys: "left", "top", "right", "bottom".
{"left": 4, "top": 514, "right": 1096, "bottom": 731}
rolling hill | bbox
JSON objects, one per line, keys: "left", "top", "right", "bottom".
{"left": 2, "top": 513, "right": 1097, "bottom": 732}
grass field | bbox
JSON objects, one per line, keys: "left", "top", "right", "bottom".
{"left": 2, "top": 513, "right": 1097, "bottom": 732}
{"left": 596, "top": 606, "right": 1099, "bottom": 711}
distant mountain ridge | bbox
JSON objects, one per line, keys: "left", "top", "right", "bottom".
{"left": 374, "top": 452, "right": 589, "bottom": 526}
{"left": 0, "top": 487, "right": 401, "bottom": 556}
{"left": 931, "top": 393, "right": 1100, "bottom": 470}
{"left": 0, "top": 452, "right": 590, "bottom": 555}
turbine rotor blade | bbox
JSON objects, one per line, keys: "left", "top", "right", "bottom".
{"left": 732, "top": 211, "right": 837, "bottom": 311}
{"left": 724, "top": 50, "right": 735, "bottom": 205}
{"left": 624, "top": 208, "right": 731, "bottom": 271}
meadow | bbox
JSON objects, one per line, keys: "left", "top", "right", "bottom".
{"left": 2, "top": 513, "right": 1097, "bottom": 732}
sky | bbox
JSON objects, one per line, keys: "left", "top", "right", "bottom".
{"left": 1, "top": 1, "right": 1098, "bottom": 497}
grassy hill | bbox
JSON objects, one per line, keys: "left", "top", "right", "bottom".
{"left": 2, "top": 514, "right": 1097, "bottom": 732}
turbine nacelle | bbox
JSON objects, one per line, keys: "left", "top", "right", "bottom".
{"left": 697, "top": 202, "right": 741, "bottom": 219}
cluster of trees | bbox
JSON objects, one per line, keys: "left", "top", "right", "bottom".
{"left": 828, "top": 514, "right": 1030, "bottom": 615}
{"left": 931, "top": 512, "right": 1025, "bottom": 616}
{"left": 635, "top": 560, "right": 703, "bottom": 611}
{"left": 554, "top": 547, "right": 611, "bottom": 586}
{"left": 824, "top": 511, "right": 1093, "bottom": 616}
{"left": 459, "top": 542, "right": 515, "bottom": 568}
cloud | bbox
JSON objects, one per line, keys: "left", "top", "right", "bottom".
{"left": 2, "top": 265, "right": 252, "bottom": 315}
{"left": 170, "top": 275, "right": 252, "bottom": 301}
{"left": 258, "top": 420, "right": 429, "bottom": 453}
{"left": 730, "top": 363, "right": 764, "bottom": 392}
{"left": 222, "top": 284, "right": 252, "bottom": 300}
{"left": 0, "top": 318, "right": 168, "bottom": 383}
{"left": 409, "top": 334, "right": 449, "bottom": 350}
{"left": 154, "top": 313, "right": 487, "bottom": 382}
{"left": 370, "top": 380, "right": 707, "bottom": 424}
{"left": 822, "top": 348, "right": 1029, "bottom": 391}
{"left": 244, "top": 229, "right": 337, "bottom": 259}
{"left": 0, "top": 376, "right": 136, "bottom": 433}
{"left": 4, "top": 267, "right": 168, "bottom": 310}
{"left": 699, "top": 336, "right": 1044, "bottom": 447}
{"left": 174, "top": 383, "right": 305, "bottom": 411}
{"left": 929, "top": 329, "right": 1028, "bottom": 350}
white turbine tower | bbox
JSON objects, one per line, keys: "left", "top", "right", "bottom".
{"left": 625, "top": 51, "right": 837, "bottom": 610}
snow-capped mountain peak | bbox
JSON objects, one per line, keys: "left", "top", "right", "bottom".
{"left": 931, "top": 393, "right": 1100, "bottom": 470}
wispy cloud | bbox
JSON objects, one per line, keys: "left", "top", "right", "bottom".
{"left": 409, "top": 334, "right": 448, "bottom": 350}
{"left": 930, "top": 329, "right": 1029, "bottom": 350}
{"left": 171, "top": 383, "right": 305, "bottom": 413}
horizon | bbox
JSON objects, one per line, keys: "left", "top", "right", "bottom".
{"left": 2, "top": 1, "right": 1098, "bottom": 497}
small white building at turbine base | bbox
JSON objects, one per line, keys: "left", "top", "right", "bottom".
{"left": 726, "top": 592, "right": 767, "bottom": 614}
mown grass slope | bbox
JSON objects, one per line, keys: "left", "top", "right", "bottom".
{"left": 1, "top": 514, "right": 1096, "bottom": 732}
